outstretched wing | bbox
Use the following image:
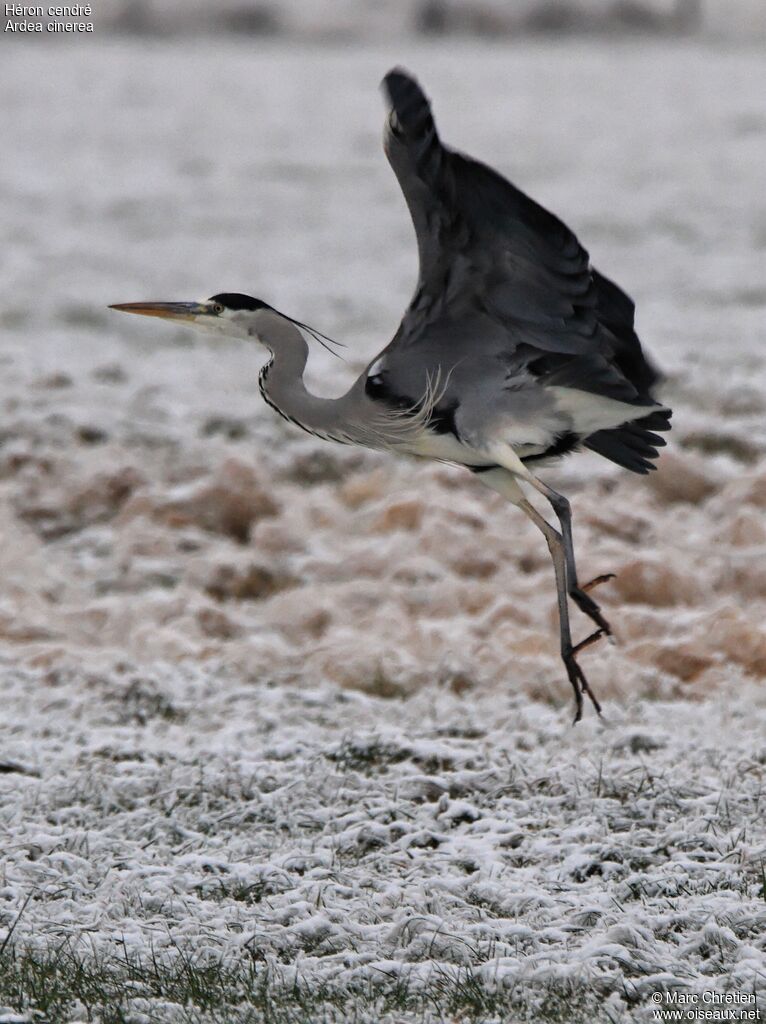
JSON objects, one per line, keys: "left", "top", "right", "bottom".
{"left": 379, "top": 68, "right": 660, "bottom": 396}
{"left": 373, "top": 68, "right": 669, "bottom": 472}
{"left": 383, "top": 69, "right": 598, "bottom": 353}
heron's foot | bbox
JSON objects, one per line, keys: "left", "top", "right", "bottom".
{"left": 563, "top": 631, "right": 604, "bottom": 724}
{"left": 569, "top": 577, "right": 615, "bottom": 637}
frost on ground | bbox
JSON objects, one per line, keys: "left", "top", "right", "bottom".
{"left": 2, "top": 679, "right": 766, "bottom": 1022}
{"left": 1, "top": 36, "right": 765, "bottom": 1023}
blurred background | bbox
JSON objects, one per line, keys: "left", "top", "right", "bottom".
{"left": 1, "top": 1, "right": 765, "bottom": 709}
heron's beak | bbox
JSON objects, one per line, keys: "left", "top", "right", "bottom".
{"left": 109, "top": 301, "right": 211, "bottom": 321}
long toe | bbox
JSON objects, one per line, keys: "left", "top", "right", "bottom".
{"left": 566, "top": 661, "right": 584, "bottom": 724}
{"left": 570, "top": 586, "right": 613, "bottom": 636}
{"left": 571, "top": 629, "right": 605, "bottom": 657}
{"left": 563, "top": 649, "right": 602, "bottom": 723}
{"left": 581, "top": 573, "right": 616, "bottom": 593}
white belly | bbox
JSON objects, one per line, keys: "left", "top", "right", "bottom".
{"left": 402, "top": 428, "right": 490, "bottom": 466}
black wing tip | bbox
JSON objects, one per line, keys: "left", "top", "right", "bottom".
{"left": 382, "top": 68, "right": 434, "bottom": 133}
{"left": 382, "top": 66, "right": 419, "bottom": 97}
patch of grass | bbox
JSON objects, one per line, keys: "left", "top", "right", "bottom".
{"left": 192, "top": 876, "right": 289, "bottom": 905}
{"left": 327, "top": 737, "right": 413, "bottom": 774}
{"left": 0, "top": 939, "right": 618, "bottom": 1024}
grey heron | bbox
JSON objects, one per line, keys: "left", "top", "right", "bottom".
{"left": 111, "top": 68, "right": 671, "bottom": 722}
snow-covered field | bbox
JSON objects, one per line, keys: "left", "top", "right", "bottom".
{"left": 1, "top": 36, "right": 765, "bottom": 1022}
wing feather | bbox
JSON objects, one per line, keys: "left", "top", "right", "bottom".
{"left": 376, "top": 68, "right": 671, "bottom": 472}
{"left": 382, "top": 69, "right": 597, "bottom": 347}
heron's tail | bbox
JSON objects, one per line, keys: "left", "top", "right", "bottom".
{"left": 583, "top": 408, "right": 672, "bottom": 474}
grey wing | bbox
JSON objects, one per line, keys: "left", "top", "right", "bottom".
{"left": 382, "top": 67, "right": 595, "bottom": 356}
{"left": 370, "top": 68, "right": 670, "bottom": 471}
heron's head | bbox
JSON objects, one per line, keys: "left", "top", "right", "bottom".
{"left": 109, "top": 293, "right": 275, "bottom": 342}
{"left": 110, "top": 292, "right": 342, "bottom": 355}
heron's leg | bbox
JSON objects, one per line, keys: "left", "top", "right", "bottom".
{"left": 524, "top": 477, "right": 613, "bottom": 637}
{"left": 474, "top": 467, "right": 602, "bottom": 722}
{"left": 516, "top": 497, "right": 603, "bottom": 722}
{"left": 484, "top": 447, "right": 614, "bottom": 635}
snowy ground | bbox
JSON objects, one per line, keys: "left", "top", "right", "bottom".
{"left": 1, "top": 36, "right": 765, "bottom": 1022}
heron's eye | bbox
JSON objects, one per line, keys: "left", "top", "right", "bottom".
{"left": 212, "top": 303, "right": 225, "bottom": 315}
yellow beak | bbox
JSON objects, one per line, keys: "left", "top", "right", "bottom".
{"left": 109, "top": 301, "right": 209, "bottom": 321}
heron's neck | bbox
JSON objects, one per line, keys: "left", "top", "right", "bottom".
{"left": 255, "top": 312, "right": 355, "bottom": 443}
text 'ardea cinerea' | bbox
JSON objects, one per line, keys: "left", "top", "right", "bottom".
{"left": 111, "top": 68, "right": 672, "bottom": 722}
